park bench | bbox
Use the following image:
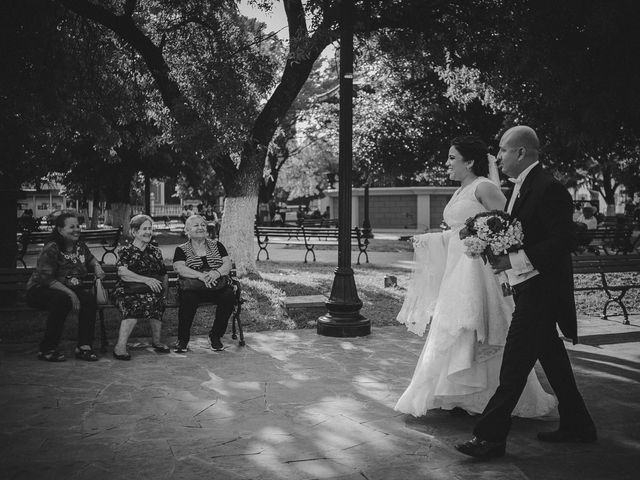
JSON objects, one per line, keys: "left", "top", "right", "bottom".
{"left": 572, "top": 254, "right": 640, "bottom": 325}
{"left": 575, "top": 225, "right": 636, "bottom": 255}
{"left": 300, "top": 218, "right": 339, "bottom": 227}
{"left": 254, "top": 225, "right": 369, "bottom": 264}
{"left": 16, "top": 227, "right": 122, "bottom": 267}
{"left": 0, "top": 264, "right": 245, "bottom": 352}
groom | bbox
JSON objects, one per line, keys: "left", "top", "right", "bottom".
{"left": 455, "top": 125, "right": 596, "bottom": 459}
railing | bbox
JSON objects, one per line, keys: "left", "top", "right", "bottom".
{"left": 152, "top": 204, "right": 184, "bottom": 216}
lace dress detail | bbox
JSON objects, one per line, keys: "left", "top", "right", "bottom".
{"left": 396, "top": 177, "right": 557, "bottom": 417}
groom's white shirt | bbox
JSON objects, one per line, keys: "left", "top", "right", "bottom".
{"left": 506, "top": 161, "right": 540, "bottom": 286}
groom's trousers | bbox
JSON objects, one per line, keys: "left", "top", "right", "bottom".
{"left": 473, "top": 275, "right": 595, "bottom": 443}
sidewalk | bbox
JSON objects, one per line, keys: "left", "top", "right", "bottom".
{"left": 1, "top": 315, "right": 639, "bottom": 479}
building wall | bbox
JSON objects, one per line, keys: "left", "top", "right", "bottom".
{"left": 17, "top": 192, "right": 66, "bottom": 217}
{"left": 321, "top": 186, "right": 459, "bottom": 232}
{"left": 358, "top": 195, "right": 417, "bottom": 229}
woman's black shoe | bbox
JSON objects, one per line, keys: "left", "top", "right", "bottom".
{"left": 152, "top": 343, "right": 170, "bottom": 353}
{"left": 173, "top": 341, "right": 188, "bottom": 353}
{"left": 112, "top": 350, "right": 131, "bottom": 361}
{"left": 37, "top": 350, "right": 66, "bottom": 362}
{"left": 210, "top": 335, "right": 224, "bottom": 351}
{"left": 75, "top": 347, "right": 99, "bottom": 362}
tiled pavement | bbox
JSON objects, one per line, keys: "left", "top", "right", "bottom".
{"left": 1, "top": 315, "right": 639, "bottom": 480}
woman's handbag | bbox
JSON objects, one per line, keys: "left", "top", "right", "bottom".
{"left": 94, "top": 278, "right": 109, "bottom": 305}
{"left": 122, "top": 274, "right": 165, "bottom": 295}
{"left": 179, "top": 274, "right": 231, "bottom": 292}
{"left": 122, "top": 282, "right": 153, "bottom": 294}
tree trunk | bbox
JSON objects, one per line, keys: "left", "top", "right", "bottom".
{"left": 144, "top": 174, "right": 151, "bottom": 216}
{"left": 216, "top": 143, "right": 264, "bottom": 277}
{"left": 90, "top": 188, "right": 100, "bottom": 228}
{"left": 0, "top": 188, "right": 19, "bottom": 269}
{"left": 600, "top": 163, "right": 617, "bottom": 216}
{"left": 109, "top": 202, "right": 132, "bottom": 238}
{"left": 219, "top": 195, "right": 259, "bottom": 278}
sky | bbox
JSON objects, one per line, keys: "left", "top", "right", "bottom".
{"left": 237, "top": 1, "right": 338, "bottom": 61}
{"left": 237, "top": 1, "right": 290, "bottom": 40}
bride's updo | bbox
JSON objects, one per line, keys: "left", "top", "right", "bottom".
{"left": 450, "top": 136, "right": 489, "bottom": 178}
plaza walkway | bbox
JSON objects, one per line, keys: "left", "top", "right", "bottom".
{"left": 1, "top": 313, "right": 639, "bottom": 479}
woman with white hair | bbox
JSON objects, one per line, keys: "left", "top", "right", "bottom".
{"left": 172, "top": 214, "right": 235, "bottom": 353}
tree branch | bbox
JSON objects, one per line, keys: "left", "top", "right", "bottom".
{"left": 284, "top": 0, "right": 308, "bottom": 40}
{"left": 57, "top": 0, "right": 207, "bottom": 143}
{"left": 123, "top": 0, "right": 137, "bottom": 18}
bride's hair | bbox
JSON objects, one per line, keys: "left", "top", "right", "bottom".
{"left": 450, "top": 136, "right": 489, "bottom": 178}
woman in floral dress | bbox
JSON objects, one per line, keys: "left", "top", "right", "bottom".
{"left": 112, "top": 214, "right": 169, "bottom": 360}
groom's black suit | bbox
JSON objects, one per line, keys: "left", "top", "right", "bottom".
{"left": 473, "top": 165, "right": 595, "bottom": 442}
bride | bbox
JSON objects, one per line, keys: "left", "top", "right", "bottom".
{"left": 395, "top": 136, "right": 556, "bottom": 417}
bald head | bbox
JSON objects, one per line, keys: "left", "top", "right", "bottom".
{"left": 502, "top": 126, "right": 539, "bottom": 154}
{"left": 497, "top": 125, "right": 540, "bottom": 178}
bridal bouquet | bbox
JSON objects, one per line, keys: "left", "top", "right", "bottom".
{"left": 459, "top": 210, "right": 524, "bottom": 296}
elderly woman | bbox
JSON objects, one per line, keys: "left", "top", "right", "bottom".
{"left": 112, "top": 214, "right": 170, "bottom": 360}
{"left": 26, "top": 211, "right": 105, "bottom": 362}
{"left": 172, "top": 214, "right": 235, "bottom": 353}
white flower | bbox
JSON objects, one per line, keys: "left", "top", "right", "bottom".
{"left": 463, "top": 236, "right": 488, "bottom": 258}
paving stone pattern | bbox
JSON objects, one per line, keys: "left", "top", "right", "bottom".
{"left": 1, "top": 316, "right": 640, "bottom": 479}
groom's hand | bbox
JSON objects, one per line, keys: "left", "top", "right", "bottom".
{"left": 488, "top": 253, "right": 511, "bottom": 273}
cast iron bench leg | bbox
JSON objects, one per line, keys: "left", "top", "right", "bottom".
{"left": 101, "top": 247, "right": 118, "bottom": 264}
{"left": 304, "top": 246, "right": 316, "bottom": 263}
{"left": 256, "top": 244, "right": 269, "bottom": 261}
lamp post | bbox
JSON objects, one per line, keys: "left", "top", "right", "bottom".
{"left": 363, "top": 184, "right": 372, "bottom": 238}
{"left": 317, "top": 0, "right": 370, "bottom": 337}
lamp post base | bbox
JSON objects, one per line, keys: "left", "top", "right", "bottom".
{"left": 317, "top": 312, "right": 371, "bottom": 337}
{"left": 317, "top": 267, "right": 370, "bottom": 337}
{"left": 317, "top": 312, "right": 370, "bottom": 337}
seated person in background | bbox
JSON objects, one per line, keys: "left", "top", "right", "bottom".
{"left": 172, "top": 215, "right": 235, "bottom": 353}
{"left": 272, "top": 209, "right": 283, "bottom": 226}
{"left": 575, "top": 206, "right": 598, "bottom": 230}
{"left": 18, "top": 209, "right": 39, "bottom": 233}
{"left": 572, "top": 204, "right": 583, "bottom": 222}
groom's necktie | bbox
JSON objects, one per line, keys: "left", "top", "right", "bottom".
{"left": 506, "top": 178, "right": 524, "bottom": 215}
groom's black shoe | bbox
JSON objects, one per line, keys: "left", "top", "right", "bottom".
{"left": 537, "top": 428, "right": 597, "bottom": 443}
{"left": 455, "top": 436, "right": 506, "bottom": 459}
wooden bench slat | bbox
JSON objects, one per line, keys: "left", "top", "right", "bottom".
{"left": 575, "top": 226, "right": 637, "bottom": 254}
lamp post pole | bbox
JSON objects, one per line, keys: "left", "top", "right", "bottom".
{"left": 317, "top": 0, "right": 370, "bottom": 337}
{"left": 363, "top": 184, "right": 371, "bottom": 238}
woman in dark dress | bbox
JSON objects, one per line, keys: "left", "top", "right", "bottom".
{"left": 112, "top": 215, "right": 169, "bottom": 360}
{"left": 172, "top": 215, "right": 235, "bottom": 353}
{"left": 26, "top": 211, "right": 105, "bottom": 362}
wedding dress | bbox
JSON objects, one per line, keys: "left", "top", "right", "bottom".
{"left": 395, "top": 177, "right": 557, "bottom": 417}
